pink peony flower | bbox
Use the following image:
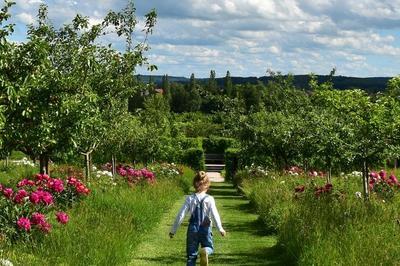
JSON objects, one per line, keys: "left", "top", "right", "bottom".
{"left": 389, "top": 174, "right": 398, "bottom": 184}
{"left": 75, "top": 184, "right": 90, "bottom": 195}
{"left": 17, "top": 179, "right": 28, "bottom": 187}
{"left": 127, "top": 168, "right": 136, "bottom": 176}
{"left": 51, "top": 179, "right": 64, "bottom": 193}
{"left": 31, "top": 212, "right": 46, "bottom": 225}
{"left": 379, "top": 170, "right": 387, "bottom": 180}
{"left": 67, "top": 177, "right": 78, "bottom": 185}
{"left": 14, "top": 189, "right": 28, "bottom": 204}
{"left": 56, "top": 212, "right": 69, "bottom": 224}
{"left": 40, "top": 191, "right": 54, "bottom": 205}
{"left": 29, "top": 191, "right": 41, "bottom": 204}
{"left": 17, "top": 217, "right": 31, "bottom": 231}
{"left": 118, "top": 168, "right": 127, "bottom": 177}
{"left": 369, "top": 171, "right": 379, "bottom": 179}
{"left": 0, "top": 184, "right": 3, "bottom": 191}
{"left": 3, "top": 188, "right": 13, "bottom": 199}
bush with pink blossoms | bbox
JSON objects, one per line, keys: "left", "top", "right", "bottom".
{"left": 0, "top": 173, "right": 90, "bottom": 242}
{"left": 116, "top": 165, "right": 156, "bottom": 185}
{"left": 369, "top": 170, "right": 400, "bottom": 201}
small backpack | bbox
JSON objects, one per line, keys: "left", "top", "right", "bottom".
{"left": 189, "top": 194, "right": 211, "bottom": 232}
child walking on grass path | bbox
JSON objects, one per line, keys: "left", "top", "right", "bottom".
{"left": 169, "top": 171, "right": 226, "bottom": 266}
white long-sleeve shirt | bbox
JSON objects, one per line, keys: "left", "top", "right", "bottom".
{"left": 170, "top": 192, "right": 224, "bottom": 234}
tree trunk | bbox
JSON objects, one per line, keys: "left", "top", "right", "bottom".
{"left": 328, "top": 167, "right": 332, "bottom": 184}
{"left": 39, "top": 154, "right": 49, "bottom": 175}
{"left": 362, "top": 159, "right": 369, "bottom": 200}
{"left": 84, "top": 153, "right": 91, "bottom": 180}
{"left": 111, "top": 154, "right": 116, "bottom": 177}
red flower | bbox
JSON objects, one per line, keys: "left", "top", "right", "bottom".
{"left": 51, "top": 179, "right": 64, "bottom": 193}
{"left": 379, "top": 170, "right": 387, "bottom": 180}
{"left": 17, "top": 217, "right": 31, "bottom": 231}
{"left": 31, "top": 212, "right": 46, "bottom": 225}
{"left": 29, "top": 191, "right": 41, "bottom": 204}
{"left": 324, "top": 183, "right": 333, "bottom": 192}
{"left": 3, "top": 188, "right": 13, "bottom": 199}
{"left": 56, "top": 212, "right": 69, "bottom": 224}
{"left": 389, "top": 174, "right": 398, "bottom": 184}
{"left": 14, "top": 189, "right": 28, "bottom": 204}
{"left": 40, "top": 191, "right": 54, "bottom": 205}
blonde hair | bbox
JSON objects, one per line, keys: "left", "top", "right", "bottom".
{"left": 193, "top": 171, "right": 210, "bottom": 192}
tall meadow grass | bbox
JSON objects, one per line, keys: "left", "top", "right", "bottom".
{"left": 242, "top": 171, "right": 400, "bottom": 265}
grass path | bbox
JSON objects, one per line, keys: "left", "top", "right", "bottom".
{"left": 130, "top": 182, "right": 287, "bottom": 265}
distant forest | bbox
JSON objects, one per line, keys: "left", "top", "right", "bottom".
{"left": 137, "top": 74, "right": 391, "bottom": 93}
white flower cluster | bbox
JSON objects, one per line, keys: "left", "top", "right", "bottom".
{"left": 92, "top": 165, "right": 113, "bottom": 178}
{"left": 244, "top": 163, "right": 268, "bottom": 177}
{"left": 94, "top": 169, "right": 113, "bottom": 178}
{"left": 0, "top": 259, "right": 13, "bottom": 266}
{"left": 288, "top": 171, "right": 299, "bottom": 176}
{"left": 11, "top": 157, "right": 35, "bottom": 167}
{"left": 342, "top": 171, "right": 363, "bottom": 179}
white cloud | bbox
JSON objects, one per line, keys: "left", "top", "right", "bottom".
{"left": 7, "top": 0, "right": 400, "bottom": 77}
{"left": 16, "top": 12, "right": 35, "bottom": 24}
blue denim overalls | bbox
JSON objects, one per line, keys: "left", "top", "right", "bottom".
{"left": 186, "top": 194, "right": 214, "bottom": 266}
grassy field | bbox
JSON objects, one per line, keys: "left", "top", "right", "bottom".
{"left": 130, "top": 182, "right": 289, "bottom": 265}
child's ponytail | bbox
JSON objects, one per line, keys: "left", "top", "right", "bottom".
{"left": 193, "top": 171, "right": 210, "bottom": 192}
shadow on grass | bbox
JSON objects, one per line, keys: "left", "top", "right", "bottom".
{"left": 222, "top": 201, "right": 255, "bottom": 213}
{"left": 212, "top": 245, "right": 293, "bottom": 266}
{"left": 134, "top": 245, "right": 293, "bottom": 266}
{"left": 224, "top": 218, "right": 275, "bottom": 237}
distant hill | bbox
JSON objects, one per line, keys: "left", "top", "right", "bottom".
{"left": 137, "top": 75, "right": 392, "bottom": 93}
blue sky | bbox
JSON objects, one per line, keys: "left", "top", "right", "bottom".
{"left": 7, "top": 0, "right": 400, "bottom": 78}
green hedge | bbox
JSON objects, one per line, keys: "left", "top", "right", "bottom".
{"left": 225, "top": 148, "right": 240, "bottom": 180}
{"left": 177, "top": 137, "right": 203, "bottom": 150}
{"left": 202, "top": 136, "right": 237, "bottom": 154}
{"left": 182, "top": 148, "right": 205, "bottom": 171}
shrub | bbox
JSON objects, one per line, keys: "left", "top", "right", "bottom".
{"left": 202, "top": 136, "right": 237, "bottom": 154}
{"left": 182, "top": 148, "right": 205, "bottom": 171}
{"left": 225, "top": 148, "right": 240, "bottom": 181}
{"left": 0, "top": 173, "right": 90, "bottom": 243}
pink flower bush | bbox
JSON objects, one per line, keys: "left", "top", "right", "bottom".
{"left": 56, "top": 212, "right": 69, "bottom": 224}
{"left": 116, "top": 165, "right": 156, "bottom": 185}
{"left": 3, "top": 188, "right": 13, "bottom": 199}
{"left": 0, "top": 173, "right": 90, "bottom": 239}
{"left": 17, "top": 217, "right": 31, "bottom": 231}
{"left": 369, "top": 170, "right": 399, "bottom": 190}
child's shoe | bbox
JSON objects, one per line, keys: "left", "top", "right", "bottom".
{"left": 200, "top": 248, "right": 208, "bottom": 266}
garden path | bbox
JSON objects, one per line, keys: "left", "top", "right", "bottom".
{"left": 130, "top": 182, "right": 286, "bottom": 265}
